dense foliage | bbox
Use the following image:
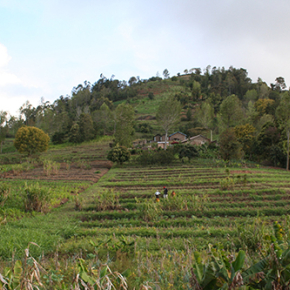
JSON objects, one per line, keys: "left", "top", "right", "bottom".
{"left": 107, "top": 144, "right": 130, "bottom": 165}
{"left": 14, "top": 126, "right": 50, "bottom": 156}
{"left": 2, "top": 66, "right": 290, "bottom": 167}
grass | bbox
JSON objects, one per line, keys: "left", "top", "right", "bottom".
{"left": 1, "top": 140, "right": 290, "bottom": 288}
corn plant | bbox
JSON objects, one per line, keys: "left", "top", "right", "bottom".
{"left": 136, "top": 198, "right": 162, "bottom": 222}
{"left": 22, "top": 182, "right": 52, "bottom": 212}
{"left": 42, "top": 159, "right": 53, "bottom": 176}
{"left": 75, "top": 194, "right": 83, "bottom": 211}
{"left": 0, "top": 183, "right": 10, "bottom": 206}
{"left": 95, "top": 189, "right": 121, "bottom": 211}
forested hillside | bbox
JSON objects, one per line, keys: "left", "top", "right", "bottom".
{"left": 2, "top": 66, "right": 290, "bottom": 168}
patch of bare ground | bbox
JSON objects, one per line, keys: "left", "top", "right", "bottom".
{"left": 2, "top": 160, "right": 113, "bottom": 183}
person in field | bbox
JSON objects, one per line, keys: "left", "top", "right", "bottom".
{"left": 155, "top": 190, "right": 161, "bottom": 202}
{"left": 163, "top": 186, "right": 168, "bottom": 198}
{"left": 171, "top": 191, "right": 176, "bottom": 197}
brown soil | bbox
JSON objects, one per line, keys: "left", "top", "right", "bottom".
{"left": 230, "top": 170, "right": 253, "bottom": 174}
{"left": 2, "top": 160, "right": 113, "bottom": 183}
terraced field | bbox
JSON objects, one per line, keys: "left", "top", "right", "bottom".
{"left": 60, "top": 161, "right": 290, "bottom": 256}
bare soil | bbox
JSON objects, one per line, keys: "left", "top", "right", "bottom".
{"left": 3, "top": 160, "right": 113, "bottom": 183}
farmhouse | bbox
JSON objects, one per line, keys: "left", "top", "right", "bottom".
{"left": 182, "top": 134, "right": 210, "bottom": 146}
{"left": 153, "top": 132, "right": 187, "bottom": 143}
{"left": 153, "top": 134, "right": 161, "bottom": 142}
{"left": 169, "top": 131, "right": 187, "bottom": 142}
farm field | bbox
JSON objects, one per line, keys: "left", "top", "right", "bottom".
{"left": 71, "top": 161, "right": 290, "bottom": 250}
{"left": 1, "top": 150, "right": 290, "bottom": 288}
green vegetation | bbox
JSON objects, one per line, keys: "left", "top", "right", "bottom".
{"left": 107, "top": 144, "right": 130, "bottom": 165}
{"left": 14, "top": 126, "right": 50, "bottom": 156}
{"left": 1, "top": 67, "right": 290, "bottom": 288}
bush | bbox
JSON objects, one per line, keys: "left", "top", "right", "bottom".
{"left": 14, "top": 126, "right": 50, "bottom": 156}
{"left": 107, "top": 145, "right": 130, "bottom": 165}
{"left": 137, "top": 148, "right": 175, "bottom": 166}
{"left": 22, "top": 182, "right": 52, "bottom": 212}
{"left": 51, "top": 132, "right": 66, "bottom": 145}
{"left": 178, "top": 144, "right": 199, "bottom": 162}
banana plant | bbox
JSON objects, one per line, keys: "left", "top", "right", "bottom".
{"left": 191, "top": 250, "right": 245, "bottom": 290}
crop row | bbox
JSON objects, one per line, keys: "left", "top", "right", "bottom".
{"left": 77, "top": 205, "right": 290, "bottom": 222}
{"left": 79, "top": 215, "right": 279, "bottom": 229}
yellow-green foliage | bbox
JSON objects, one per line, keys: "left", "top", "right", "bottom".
{"left": 14, "top": 126, "right": 50, "bottom": 155}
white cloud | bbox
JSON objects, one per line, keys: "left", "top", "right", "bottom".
{"left": 0, "top": 43, "right": 42, "bottom": 115}
{"left": 0, "top": 43, "right": 23, "bottom": 87}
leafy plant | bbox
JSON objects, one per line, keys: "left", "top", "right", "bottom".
{"left": 136, "top": 198, "right": 163, "bottom": 222}
{"left": 107, "top": 144, "right": 130, "bottom": 165}
{"left": 14, "top": 126, "right": 50, "bottom": 156}
{"left": 95, "top": 189, "right": 121, "bottom": 211}
{"left": 22, "top": 182, "right": 52, "bottom": 212}
{"left": 0, "top": 183, "right": 10, "bottom": 206}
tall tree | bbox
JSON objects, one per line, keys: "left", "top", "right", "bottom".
{"left": 114, "top": 103, "right": 135, "bottom": 147}
{"left": 163, "top": 69, "right": 170, "bottom": 79}
{"left": 196, "top": 101, "right": 214, "bottom": 139}
{"left": 219, "top": 94, "right": 243, "bottom": 129}
{"left": 276, "top": 91, "right": 290, "bottom": 170}
{"left": 156, "top": 96, "right": 181, "bottom": 149}
{"left": 79, "top": 113, "right": 95, "bottom": 142}
{"left": 0, "top": 111, "right": 8, "bottom": 153}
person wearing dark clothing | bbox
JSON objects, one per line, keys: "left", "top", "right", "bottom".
{"left": 163, "top": 186, "right": 168, "bottom": 198}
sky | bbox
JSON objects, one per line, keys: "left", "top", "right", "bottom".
{"left": 1, "top": 0, "right": 290, "bottom": 117}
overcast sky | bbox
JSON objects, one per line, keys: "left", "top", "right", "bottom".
{"left": 1, "top": 0, "right": 290, "bottom": 116}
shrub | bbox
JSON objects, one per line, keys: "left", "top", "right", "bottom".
{"left": 137, "top": 148, "right": 175, "bottom": 166}
{"left": 14, "top": 126, "right": 50, "bottom": 156}
{"left": 178, "top": 144, "right": 199, "bottom": 162}
{"left": 107, "top": 145, "right": 130, "bottom": 165}
{"left": 22, "top": 182, "right": 52, "bottom": 212}
{"left": 51, "top": 131, "right": 66, "bottom": 144}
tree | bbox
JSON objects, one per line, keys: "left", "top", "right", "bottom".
{"left": 148, "top": 92, "right": 154, "bottom": 100}
{"left": 69, "top": 123, "right": 81, "bottom": 144}
{"left": 79, "top": 113, "right": 95, "bottom": 142}
{"left": 219, "top": 94, "right": 243, "bottom": 129}
{"left": 107, "top": 144, "right": 130, "bottom": 165}
{"left": 178, "top": 144, "right": 199, "bottom": 162}
{"left": 128, "top": 76, "right": 137, "bottom": 86}
{"left": 14, "top": 126, "right": 50, "bottom": 156}
{"left": 191, "top": 81, "right": 201, "bottom": 100}
{"left": 254, "top": 99, "right": 275, "bottom": 116}
{"left": 114, "top": 103, "right": 135, "bottom": 147}
{"left": 0, "top": 111, "right": 8, "bottom": 153}
{"left": 196, "top": 101, "right": 214, "bottom": 139}
{"left": 99, "top": 103, "right": 113, "bottom": 134}
{"left": 234, "top": 123, "right": 256, "bottom": 157}
{"left": 163, "top": 69, "right": 170, "bottom": 79}
{"left": 156, "top": 96, "right": 181, "bottom": 149}
{"left": 276, "top": 91, "right": 290, "bottom": 170}
{"left": 244, "top": 89, "right": 258, "bottom": 103}
{"left": 219, "top": 128, "right": 243, "bottom": 161}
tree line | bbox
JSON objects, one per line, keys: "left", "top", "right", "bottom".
{"left": 1, "top": 66, "right": 290, "bottom": 168}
